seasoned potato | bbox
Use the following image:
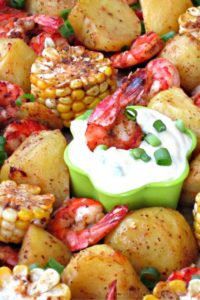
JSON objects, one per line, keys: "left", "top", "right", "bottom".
{"left": 69, "top": 0, "right": 141, "bottom": 52}
{"left": 0, "top": 39, "right": 36, "bottom": 92}
{"left": 19, "top": 225, "right": 71, "bottom": 267}
{"left": 181, "top": 153, "right": 200, "bottom": 206}
{"left": 0, "top": 130, "right": 69, "bottom": 208}
{"left": 25, "top": 0, "right": 77, "bottom": 15}
{"left": 62, "top": 244, "right": 148, "bottom": 300}
{"left": 105, "top": 208, "right": 198, "bottom": 279}
{"left": 148, "top": 87, "right": 200, "bottom": 153}
{"left": 140, "top": 0, "right": 192, "bottom": 35}
{"left": 160, "top": 34, "right": 200, "bottom": 92}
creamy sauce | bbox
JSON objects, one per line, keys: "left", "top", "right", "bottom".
{"left": 69, "top": 107, "right": 192, "bottom": 194}
{"left": 180, "top": 279, "right": 200, "bottom": 300}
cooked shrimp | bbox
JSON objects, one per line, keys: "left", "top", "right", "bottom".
{"left": 106, "top": 281, "right": 117, "bottom": 300}
{"left": 111, "top": 32, "right": 164, "bottom": 69}
{"left": 4, "top": 119, "right": 47, "bottom": 155}
{"left": 0, "top": 245, "right": 18, "bottom": 268}
{"left": 0, "top": 81, "right": 24, "bottom": 126}
{"left": 192, "top": 85, "right": 200, "bottom": 107}
{"left": 48, "top": 198, "right": 128, "bottom": 252}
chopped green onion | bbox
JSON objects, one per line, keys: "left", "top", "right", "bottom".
{"left": 154, "top": 148, "right": 172, "bottom": 166}
{"left": 125, "top": 107, "right": 137, "bottom": 121}
{"left": 15, "top": 98, "right": 22, "bottom": 107}
{"left": 45, "top": 258, "right": 65, "bottom": 275}
{"left": 140, "top": 267, "right": 161, "bottom": 290}
{"left": 10, "top": 0, "right": 25, "bottom": 9}
{"left": 130, "top": 148, "right": 145, "bottom": 159}
{"left": 175, "top": 119, "right": 186, "bottom": 133}
{"left": 141, "top": 152, "right": 151, "bottom": 162}
{"left": 144, "top": 133, "right": 161, "bottom": 147}
{"left": 29, "top": 263, "right": 41, "bottom": 271}
{"left": 161, "top": 31, "right": 176, "bottom": 42}
{"left": 192, "top": 0, "right": 200, "bottom": 6}
{"left": 153, "top": 119, "right": 166, "bottom": 132}
{"left": 59, "top": 20, "right": 74, "bottom": 38}
{"left": 94, "top": 144, "right": 108, "bottom": 151}
{"left": 130, "top": 2, "right": 141, "bottom": 10}
{"left": 0, "top": 136, "right": 6, "bottom": 146}
{"left": 22, "top": 93, "right": 35, "bottom": 102}
{"left": 141, "top": 21, "right": 146, "bottom": 35}
{"left": 60, "top": 9, "right": 71, "bottom": 20}
{"left": 191, "top": 275, "right": 200, "bottom": 280}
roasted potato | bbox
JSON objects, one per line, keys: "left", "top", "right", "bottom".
{"left": 160, "top": 34, "right": 200, "bottom": 93}
{"left": 181, "top": 153, "right": 200, "bottom": 206}
{"left": 105, "top": 208, "right": 198, "bottom": 279}
{"left": 25, "top": 0, "right": 77, "bottom": 15}
{"left": 148, "top": 87, "right": 200, "bottom": 153}
{"left": 0, "top": 39, "right": 36, "bottom": 92}
{"left": 69, "top": 0, "right": 141, "bottom": 52}
{"left": 0, "top": 130, "right": 69, "bottom": 208}
{"left": 19, "top": 225, "right": 71, "bottom": 267}
{"left": 62, "top": 244, "right": 148, "bottom": 300}
{"left": 140, "top": 0, "right": 192, "bottom": 35}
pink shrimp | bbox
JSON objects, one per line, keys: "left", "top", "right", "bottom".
{"left": 191, "top": 85, "right": 200, "bottom": 107}
{"left": 4, "top": 119, "right": 47, "bottom": 155}
{"left": 48, "top": 198, "right": 128, "bottom": 252}
{"left": 0, "top": 245, "right": 18, "bottom": 268}
{"left": 111, "top": 32, "right": 164, "bottom": 69}
{"left": 106, "top": 281, "right": 117, "bottom": 300}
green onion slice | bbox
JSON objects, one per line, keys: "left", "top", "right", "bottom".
{"left": 94, "top": 144, "right": 108, "bottom": 151}
{"left": 141, "top": 152, "right": 151, "bottom": 162}
{"left": 140, "top": 267, "right": 161, "bottom": 290}
{"left": 125, "top": 107, "right": 137, "bottom": 121}
{"left": 45, "top": 258, "right": 65, "bottom": 275}
{"left": 10, "top": 0, "right": 25, "bottom": 9}
{"left": 161, "top": 31, "right": 176, "bottom": 42}
{"left": 144, "top": 133, "right": 161, "bottom": 147}
{"left": 192, "top": 0, "right": 200, "bottom": 6}
{"left": 60, "top": 9, "right": 71, "bottom": 20}
{"left": 29, "top": 263, "right": 41, "bottom": 271}
{"left": 0, "top": 136, "right": 6, "bottom": 146}
{"left": 15, "top": 98, "right": 22, "bottom": 107}
{"left": 59, "top": 20, "right": 74, "bottom": 38}
{"left": 130, "top": 148, "right": 145, "bottom": 159}
{"left": 154, "top": 148, "right": 172, "bottom": 166}
{"left": 153, "top": 119, "right": 166, "bottom": 132}
{"left": 175, "top": 119, "right": 186, "bottom": 133}
{"left": 131, "top": 2, "right": 141, "bottom": 10}
{"left": 191, "top": 275, "right": 200, "bottom": 280}
{"left": 141, "top": 21, "right": 146, "bottom": 35}
{"left": 22, "top": 93, "right": 35, "bottom": 102}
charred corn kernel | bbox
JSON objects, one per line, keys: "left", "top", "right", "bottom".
{"left": 71, "top": 89, "right": 85, "bottom": 101}
{"left": 96, "top": 72, "right": 106, "bottom": 83}
{"left": 168, "top": 280, "right": 187, "bottom": 295}
{"left": 37, "top": 97, "right": 45, "bottom": 104}
{"left": 57, "top": 104, "right": 71, "bottom": 113}
{"left": 42, "top": 47, "right": 60, "bottom": 60}
{"left": 18, "top": 209, "right": 33, "bottom": 221}
{"left": 99, "top": 90, "right": 110, "bottom": 100}
{"left": 179, "top": 7, "right": 200, "bottom": 40}
{"left": 45, "top": 99, "right": 57, "bottom": 109}
{"left": 13, "top": 265, "right": 28, "bottom": 277}
{"left": 61, "top": 111, "right": 74, "bottom": 121}
{"left": 1, "top": 220, "right": 15, "bottom": 230}
{"left": 56, "top": 88, "right": 71, "bottom": 97}
{"left": 88, "top": 97, "right": 101, "bottom": 109}
{"left": 36, "top": 80, "right": 48, "bottom": 90}
{"left": 44, "top": 88, "right": 56, "bottom": 99}
{"left": 143, "top": 296, "right": 159, "bottom": 300}
{"left": 86, "top": 85, "right": 100, "bottom": 96}
{"left": 59, "top": 97, "right": 72, "bottom": 105}
{"left": 83, "top": 96, "right": 95, "bottom": 105}
{"left": 70, "top": 79, "right": 83, "bottom": 89}
{"left": 15, "top": 220, "right": 29, "bottom": 230}
{"left": 2, "top": 208, "right": 17, "bottom": 223}
{"left": 72, "top": 102, "right": 85, "bottom": 113}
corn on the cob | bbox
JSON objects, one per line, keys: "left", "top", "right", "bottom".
{"left": 193, "top": 192, "right": 200, "bottom": 247}
{"left": 0, "top": 180, "right": 55, "bottom": 244}
{"left": 31, "top": 46, "right": 117, "bottom": 127}
{"left": 0, "top": 265, "right": 71, "bottom": 299}
{"left": 179, "top": 6, "right": 200, "bottom": 40}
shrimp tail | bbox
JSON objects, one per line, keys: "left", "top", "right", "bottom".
{"left": 106, "top": 280, "right": 117, "bottom": 300}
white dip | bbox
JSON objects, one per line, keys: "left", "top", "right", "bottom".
{"left": 68, "top": 107, "right": 193, "bottom": 194}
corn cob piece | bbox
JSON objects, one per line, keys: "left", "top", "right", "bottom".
{"left": 31, "top": 46, "right": 117, "bottom": 127}
{"left": 179, "top": 6, "right": 200, "bottom": 40}
{"left": 0, "top": 265, "right": 71, "bottom": 299}
{"left": 0, "top": 180, "right": 55, "bottom": 244}
{"left": 193, "top": 192, "right": 200, "bottom": 247}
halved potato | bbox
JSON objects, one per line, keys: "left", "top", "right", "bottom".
{"left": 140, "top": 0, "right": 192, "bottom": 35}
{"left": 69, "top": 0, "right": 141, "bottom": 52}
{"left": 0, "top": 39, "right": 37, "bottom": 92}
{"left": 25, "top": 0, "right": 77, "bottom": 15}
{"left": 62, "top": 244, "right": 148, "bottom": 300}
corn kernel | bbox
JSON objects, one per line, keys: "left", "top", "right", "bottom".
{"left": 168, "top": 280, "right": 187, "bottom": 295}
{"left": 46, "top": 283, "right": 71, "bottom": 298}
{"left": 71, "top": 89, "right": 85, "bottom": 101}
{"left": 13, "top": 265, "right": 28, "bottom": 277}
{"left": 72, "top": 102, "right": 85, "bottom": 113}
{"left": 2, "top": 208, "right": 17, "bottom": 223}
{"left": 36, "top": 80, "right": 48, "bottom": 90}
{"left": 63, "top": 120, "right": 70, "bottom": 127}
{"left": 18, "top": 209, "right": 33, "bottom": 221}
{"left": 0, "top": 229, "right": 12, "bottom": 239}
{"left": 37, "top": 97, "right": 45, "bottom": 104}
{"left": 59, "top": 97, "right": 72, "bottom": 105}
{"left": 33, "top": 208, "right": 49, "bottom": 219}
{"left": 99, "top": 91, "right": 110, "bottom": 100}
{"left": 153, "top": 282, "right": 169, "bottom": 297}
{"left": 88, "top": 97, "right": 101, "bottom": 109}
{"left": 1, "top": 220, "right": 15, "bottom": 231}
{"left": 61, "top": 111, "right": 74, "bottom": 121}
{"left": 100, "top": 66, "right": 113, "bottom": 77}
{"left": 57, "top": 104, "right": 71, "bottom": 113}
{"left": 88, "top": 77, "right": 97, "bottom": 85}
{"left": 86, "top": 85, "right": 100, "bottom": 96}
{"left": 56, "top": 88, "right": 71, "bottom": 97}
{"left": 0, "top": 207, "right": 3, "bottom": 218}
{"left": 96, "top": 73, "right": 106, "bottom": 83}
{"left": 44, "top": 88, "right": 56, "bottom": 98}
{"left": 83, "top": 96, "right": 95, "bottom": 105}
{"left": 45, "top": 98, "right": 56, "bottom": 109}
{"left": 70, "top": 79, "right": 83, "bottom": 89}
{"left": 99, "top": 81, "right": 108, "bottom": 93}
{"left": 30, "top": 74, "right": 37, "bottom": 85}
{"left": 195, "top": 212, "right": 200, "bottom": 223}
{"left": 0, "top": 267, "right": 12, "bottom": 285}
{"left": 13, "top": 228, "right": 25, "bottom": 238}
{"left": 143, "top": 296, "right": 159, "bottom": 300}
{"left": 16, "top": 220, "right": 29, "bottom": 230}
{"left": 194, "top": 221, "right": 200, "bottom": 234}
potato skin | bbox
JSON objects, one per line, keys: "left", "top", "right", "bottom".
{"left": 69, "top": 0, "right": 141, "bottom": 52}
{"left": 19, "top": 225, "right": 71, "bottom": 267}
{"left": 105, "top": 208, "right": 198, "bottom": 279}
{"left": 0, "top": 130, "right": 69, "bottom": 208}
{"left": 160, "top": 34, "right": 200, "bottom": 93}
{"left": 0, "top": 39, "right": 36, "bottom": 92}
{"left": 148, "top": 87, "right": 200, "bottom": 154}
{"left": 62, "top": 244, "right": 148, "bottom": 300}
{"left": 25, "top": 0, "right": 77, "bottom": 15}
{"left": 140, "top": 0, "right": 192, "bottom": 35}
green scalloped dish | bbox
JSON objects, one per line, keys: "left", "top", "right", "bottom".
{"left": 64, "top": 107, "right": 197, "bottom": 212}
